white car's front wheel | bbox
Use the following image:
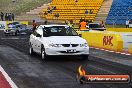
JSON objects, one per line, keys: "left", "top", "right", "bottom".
{"left": 29, "top": 44, "right": 34, "bottom": 55}
{"left": 41, "top": 48, "right": 47, "bottom": 61}
{"left": 82, "top": 55, "right": 89, "bottom": 60}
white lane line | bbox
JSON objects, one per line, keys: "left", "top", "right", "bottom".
{"left": 120, "top": 53, "right": 126, "bottom": 55}
{"left": 1, "top": 38, "right": 27, "bottom": 40}
{"left": 125, "top": 54, "right": 131, "bottom": 56}
{"left": 100, "top": 49, "right": 105, "bottom": 50}
{"left": 95, "top": 48, "right": 99, "bottom": 49}
{"left": 0, "top": 65, "right": 18, "bottom": 88}
{"left": 1, "top": 38, "right": 19, "bottom": 39}
{"left": 90, "top": 47, "right": 132, "bottom": 56}
{"left": 109, "top": 51, "right": 115, "bottom": 53}
{"left": 115, "top": 52, "right": 121, "bottom": 54}
{"left": 105, "top": 50, "right": 109, "bottom": 52}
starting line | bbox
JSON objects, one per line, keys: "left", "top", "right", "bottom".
{"left": 0, "top": 65, "right": 18, "bottom": 88}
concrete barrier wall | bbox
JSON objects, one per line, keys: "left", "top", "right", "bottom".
{"left": 77, "top": 31, "right": 123, "bottom": 52}
{"left": 128, "top": 44, "right": 132, "bottom": 54}
{"left": 107, "top": 28, "right": 132, "bottom": 32}
{"left": 120, "top": 33, "right": 132, "bottom": 50}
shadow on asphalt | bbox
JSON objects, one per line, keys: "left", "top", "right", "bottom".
{"left": 30, "top": 53, "right": 89, "bottom": 63}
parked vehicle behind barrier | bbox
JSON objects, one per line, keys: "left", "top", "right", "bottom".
{"left": 4, "top": 24, "right": 32, "bottom": 36}
{"left": 87, "top": 23, "right": 106, "bottom": 31}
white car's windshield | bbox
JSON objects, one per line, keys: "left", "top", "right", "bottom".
{"left": 43, "top": 26, "right": 78, "bottom": 36}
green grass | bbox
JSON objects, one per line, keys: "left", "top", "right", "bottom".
{"left": 0, "top": 0, "right": 51, "bottom": 15}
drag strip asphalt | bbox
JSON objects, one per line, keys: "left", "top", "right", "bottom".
{"left": 0, "top": 45, "right": 132, "bottom": 88}
{"left": 0, "top": 31, "right": 132, "bottom": 88}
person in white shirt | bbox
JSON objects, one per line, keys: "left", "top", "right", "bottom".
{"left": 126, "top": 20, "right": 129, "bottom": 28}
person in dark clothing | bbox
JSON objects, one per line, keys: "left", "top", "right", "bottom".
{"left": 54, "top": 13, "right": 59, "bottom": 19}
{"left": 90, "top": 9, "right": 93, "bottom": 14}
{"left": 47, "top": 5, "right": 52, "bottom": 14}
{"left": 5, "top": 13, "right": 8, "bottom": 21}
{"left": 12, "top": 13, "right": 14, "bottom": 21}
{"left": 100, "top": 20, "right": 105, "bottom": 28}
{"left": 0, "top": 12, "right": 4, "bottom": 21}
{"left": 32, "top": 20, "right": 38, "bottom": 32}
{"left": 79, "top": 17, "right": 83, "bottom": 23}
{"left": 74, "top": 0, "right": 78, "bottom": 4}
{"left": 85, "top": 9, "right": 88, "bottom": 14}
{"left": 44, "top": 20, "right": 48, "bottom": 25}
{"left": 8, "top": 13, "right": 12, "bottom": 21}
{"left": 52, "top": 6, "right": 56, "bottom": 10}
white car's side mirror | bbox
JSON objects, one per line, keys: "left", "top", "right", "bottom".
{"left": 36, "top": 34, "right": 41, "bottom": 37}
{"left": 79, "top": 34, "right": 82, "bottom": 37}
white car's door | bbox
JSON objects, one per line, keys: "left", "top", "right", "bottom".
{"left": 35, "top": 26, "right": 44, "bottom": 53}
{"left": 30, "top": 31, "right": 38, "bottom": 52}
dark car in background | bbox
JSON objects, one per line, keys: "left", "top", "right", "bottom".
{"left": 4, "top": 24, "right": 32, "bottom": 36}
{"left": 87, "top": 23, "right": 106, "bottom": 31}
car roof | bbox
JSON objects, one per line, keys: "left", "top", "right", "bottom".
{"left": 88, "top": 23, "right": 100, "bottom": 25}
{"left": 16, "top": 24, "right": 22, "bottom": 25}
{"left": 40, "top": 25, "right": 69, "bottom": 28}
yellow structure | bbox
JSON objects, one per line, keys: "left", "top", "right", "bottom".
{"left": 107, "top": 28, "right": 132, "bottom": 32}
{"left": 77, "top": 31, "right": 123, "bottom": 52}
{"left": 40, "top": 0, "right": 104, "bottom": 23}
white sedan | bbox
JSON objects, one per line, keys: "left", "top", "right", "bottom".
{"left": 29, "top": 25, "right": 89, "bottom": 60}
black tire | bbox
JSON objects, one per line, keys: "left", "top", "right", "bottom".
{"left": 82, "top": 55, "right": 89, "bottom": 60}
{"left": 15, "top": 30, "right": 19, "bottom": 36}
{"left": 41, "top": 48, "right": 47, "bottom": 61}
{"left": 29, "top": 44, "right": 34, "bottom": 55}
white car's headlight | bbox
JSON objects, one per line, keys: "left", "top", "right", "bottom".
{"left": 49, "top": 44, "right": 61, "bottom": 47}
{"left": 80, "top": 43, "right": 88, "bottom": 47}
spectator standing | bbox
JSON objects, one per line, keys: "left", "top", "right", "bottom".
{"left": 5, "top": 13, "right": 8, "bottom": 21}
{"left": 90, "top": 9, "right": 93, "bottom": 14}
{"left": 8, "top": 13, "right": 12, "bottom": 21}
{"left": 74, "top": 0, "right": 78, "bottom": 5}
{"left": 85, "top": 9, "right": 88, "bottom": 19}
{"left": 79, "top": 17, "right": 83, "bottom": 23}
{"left": 65, "top": 20, "right": 69, "bottom": 25}
{"left": 0, "top": 12, "right": 4, "bottom": 21}
{"left": 47, "top": 5, "right": 51, "bottom": 10}
{"left": 47, "top": 5, "right": 52, "bottom": 14}
{"left": 52, "top": 6, "right": 56, "bottom": 10}
{"left": 75, "top": 0, "right": 78, "bottom": 3}
{"left": 44, "top": 20, "right": 48, "bottom": 25}
{"left": 85, "top": 9, "right": 88, "bottom": 14}
{"left": 32, "top": 20, "right": 38, "bottom": 32}
{"left": 79, "top": 19, "right": 87, "bottom": 30}
{"left": 12, "top": 13, "right": 14, "bottom": 21}
{"left": 54, "top": 13, "right": 59, "bottom": 19}
{"left": 68, "top": 20, "right": 74, "bottom": 28}
{"left": 100, "top": 20, "right": 105, "bottom": 28}
{"left": 126, "top": 20, "right": 129, "bottom": 28}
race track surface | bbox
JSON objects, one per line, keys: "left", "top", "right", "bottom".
{"left": 0, "top": 30, "right": 132, "bottom": 88}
